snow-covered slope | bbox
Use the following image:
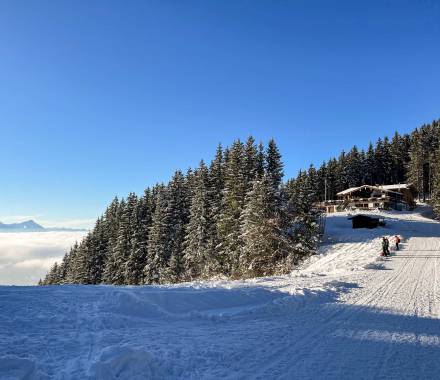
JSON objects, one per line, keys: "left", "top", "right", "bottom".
{"left": 1, "top": 205, "right": 440, "bottom": 379}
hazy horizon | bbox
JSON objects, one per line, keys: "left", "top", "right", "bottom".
{"left": 0, "top": 230, "right": 87, "bottom": 285}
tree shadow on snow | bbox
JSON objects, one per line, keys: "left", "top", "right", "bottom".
{"left": 1, "top": 281, "right": 440, "bottom": 379}
{"left": 325, "top": 213, "right": 440, "bottom": 243}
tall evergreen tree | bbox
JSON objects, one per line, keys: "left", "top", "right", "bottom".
{"left": 346, "top": 146, "right": 362, "bottom": 187}
{"left": 183, "top": 161, "right": 211, "bottom": 280}
{"left": 144, "top": 186, "right": 169, "bottom": 284}
{"left": 111, "top": 194, "right": 138, "bottom": 284}
{"left": 163, "top": 170, "right": 190, "bottom": 283}
{"left": 125, "top": 189, "right": 153, "bottom": 285}
{"left": 240, "top": 175, "right": 293, "bottom": 277}
{"left": 286, "top": 171, "right": 320, "bottom": 265}
{"left": 206, "top": 144, "right": 225, "bottom": 275}
{"left": 244, "top": 136, "right": 259, "bottom": 193}
{"left": 217, "top": 139, "right": 246, "bottom": 276}
{"left": 266, "top": 138, "right": 284, "bottom": 191}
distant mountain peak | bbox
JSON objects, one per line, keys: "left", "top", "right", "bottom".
{"left": 22, "top": 220, "right": 44, "bottom": 229}
{"left": 0, "top": 219, "right": 86, "bottom": 232}
{"left": 0, "top": 220, "right": 45, "bottom": 231}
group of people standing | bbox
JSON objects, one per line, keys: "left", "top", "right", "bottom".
{"left": 382, "top": 235, "right": 401, "bottom": 257}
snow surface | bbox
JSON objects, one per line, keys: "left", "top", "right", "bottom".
{"left": 1, "top": 205, "right": 440, "bottom": 379}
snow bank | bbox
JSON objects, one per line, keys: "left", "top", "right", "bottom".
{"left": 103, "top": 286, "right": 284, "bottom": 320}
{"left": 0, "top": 356, "right": 37, "bottom": 380}
{"left": 90, "top": 346, "right": 167, "bottom": 380}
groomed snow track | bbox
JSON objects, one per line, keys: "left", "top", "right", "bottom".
{"left": 1, "top": 206, "right": 439, "bottom": 379}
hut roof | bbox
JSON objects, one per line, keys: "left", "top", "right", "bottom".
{"left": 379, "top": 184, "right": 416, "bottom": 192}
{"left": 337, "top": 184, "right": 403, "bottom": 197}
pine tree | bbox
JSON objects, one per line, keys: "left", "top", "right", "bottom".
{"left": 266, "top": 139, "right": 284, "bottom": 191}
{"left": 45, "top": 262, "right": 59, "bottom": 284}
{"left": 163, "top": 170, "right": 190, "bottom": 283}
{"left": 336, "top": 151, "right": 349, "bottom": 192}
{"left": 325, "top": 158, "right": 338, "bottom": 200}
{"left": 183, "top": 161, "right": 211, "bottom": 280}
{"left": 431, "top": 144, "right": 440, "bottom": 215}
{"left": 316, "top": 162, "right": 327, "bottom": 202}
{"left": 381, "top": 137, "right": 393, "bottom": 183}
{"left": 217, "top": 139, "right": 246, "bottom": 276}
{"left": 125, "top": 189, "right": 153, "bottom": 285}
{"left": 256, "top": 142, "right": 266, "bottom": 179}
{"left": 364, "top": 142, "right": 376, "bottom": 185}
{"left": 346, "top": 146, "right": 362, "bottom": 187}
{"left": 102, "top": 197, "right": 123, "bottom": 283}
{"left": 244, "top": 136, "right": 259, "bottom": 193}
{"left": 240, "top": 175, "right": 293, "bottom": 277}
{"left": 64, "top": 243, "right": 79, "bottom": 283}
{"left": 102, "top": 198, "right": 127, "bottom": 284}
{"left": 306, "top": 165, "right": 319, "bottom": 203}
{"left": 110, "top": 194, "right": 137, "bottom": 284}
{"left": 144, "top": 185, "right": 169, "bottom": 284}
{"left": 286, "top": 171, "right": 320, "bottom": 265}
{"left": 86, "top": 217, "right": 108, "bottom": 284}
{"left": 407, "top": 129, "right": 424, "bottom": 200}
{"left": 206, "top": 144, "right": 225, "bottom": 275}
{"left": 374, "top": 138, "right": 385, "bottom": 185}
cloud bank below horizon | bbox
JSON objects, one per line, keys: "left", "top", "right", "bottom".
{"left": 0, "top": 231, "right": 87, "bottom": 285}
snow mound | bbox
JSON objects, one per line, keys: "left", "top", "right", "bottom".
{"left": 103, "top": 286, "right": 284, "bottom": 320}
{"left": 0, "top": 356, "right": 37, "bottom": 380}
{"left": 90, "top": 346, "right": 167, "bottom": 380}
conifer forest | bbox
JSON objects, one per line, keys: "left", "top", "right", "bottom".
{"left": 43, "top": 119, "right": 440, "bottom": 285}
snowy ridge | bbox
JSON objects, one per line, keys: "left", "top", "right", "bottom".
{"left": 1, "top": 205, "right": 440, "bottom": 379}
{"left": 0, "top": 220, "right": 44, "bottom": 232}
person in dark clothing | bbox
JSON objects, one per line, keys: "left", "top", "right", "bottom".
{"left": 385, "top": 238, "right": 390, "bottom": 256}
{"left": 382, "top": 237, "right": 389, "bottom": 257}
{"left": 395, "top": 235, "right": 401, "bottom": 251}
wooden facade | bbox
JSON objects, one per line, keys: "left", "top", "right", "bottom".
{"left": 318, "top": 184, "right": 417, "bottom": 213}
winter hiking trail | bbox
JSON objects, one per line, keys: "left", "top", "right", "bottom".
{"left": 1, "top": 206, "right": 440, "bottom": 379}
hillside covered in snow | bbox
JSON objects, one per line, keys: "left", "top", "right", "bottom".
{"left": 1, "top": 205, "right": 440, "bottom": 379}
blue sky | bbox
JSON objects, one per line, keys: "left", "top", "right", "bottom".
{"left": 0, "top": 0, "right": 439, "bottom": 228}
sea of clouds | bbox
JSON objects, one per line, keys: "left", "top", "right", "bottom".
{"left": 0, "top": 231, "right": 87, "bottom": 285}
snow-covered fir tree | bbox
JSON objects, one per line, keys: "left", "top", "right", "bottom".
{"left": 240, "top": 175, "right": 294, "bottom": 278}
{"left": 217, "top": 139, "right": 247, "bottom": 276}
{"left": 125, "top": 189, "right": 153, "bottom": 285}
{"left": 163, "top": 170, "right": 190, "bottom": 283}
{"left": 183, "top": 161, "right": 211, "bottom": 280}
{"left": 143, "top": 185, "right": 169, "bottom": 284}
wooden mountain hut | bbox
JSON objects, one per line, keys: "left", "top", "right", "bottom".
{"left": 336, "top": 185, "right": 407, "bottom": 211}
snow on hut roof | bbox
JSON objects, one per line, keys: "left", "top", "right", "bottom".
{"left": 379, "top": 184, "right": 411, "bottom": 190}
{"left": 336, "top": 185, "right": 403, "bottom": 197}
{"left": 337, "top": 185, "right": 379, "bottom": 196}
{"left": 336, "top": 186, "right": 364, "bottom": 196}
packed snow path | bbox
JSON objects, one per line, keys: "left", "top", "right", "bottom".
{"left": 1, "top": 207, "right": 440, "bottom": 379}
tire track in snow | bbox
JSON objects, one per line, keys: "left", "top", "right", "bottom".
{"left": 255, "top": 235, "right": 440, "bottom": 379}
{"left": 253, "top": 255, "right": 414, "bottom": 379}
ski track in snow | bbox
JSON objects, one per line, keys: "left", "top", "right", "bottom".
{"left": 1, "top": 205, "right": 440, "bottom": 379}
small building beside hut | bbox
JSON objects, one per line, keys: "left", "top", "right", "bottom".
{"left": 348, "top": 214, "right": 385, "bottom": 229}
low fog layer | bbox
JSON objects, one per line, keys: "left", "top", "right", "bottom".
{"left": 0, "top": 231, "right": 87, "bottom": 285}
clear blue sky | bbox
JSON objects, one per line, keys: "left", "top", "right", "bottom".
{"left": 0, "top": 0, "right": 439, "bottom": 228}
